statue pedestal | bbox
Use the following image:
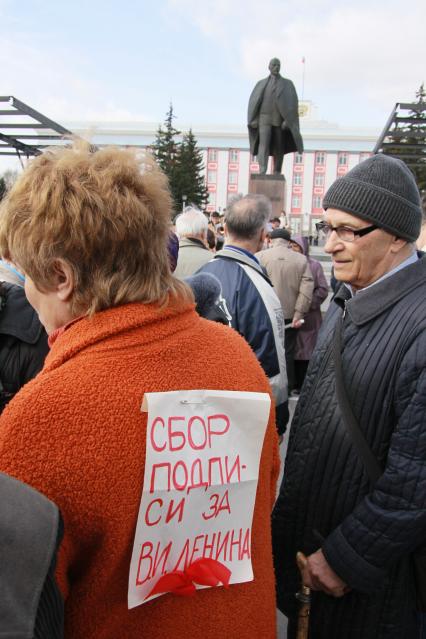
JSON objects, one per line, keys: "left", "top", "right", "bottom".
{"left": 248, "top": 174, "right": 286, "bottom": 219}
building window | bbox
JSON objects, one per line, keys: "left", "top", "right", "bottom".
{"left": 314, "top": 174, "right": 324, "bottom": 187}
{"left": 207, "top": 170, "right": 217, "bottom": 184}
{"left": 208, "top": 148, "right": 217, "bottom": 162}
{"left": 315, "top": 152, "right": 326, "bottom": 165}
{"left": 293, "top": 173, "right": 302, "bottom": 186}
{"left": 228, "top": 171, "right": 238, "bottom": 185}
{"left": 294, "top": 153, "right": 303, "bottom": 164}
{"left": 338, "top": 153, "right": 348, "bottom": 166}
{"left": 292, "top": 196, "right": 301, "bottom": 208}
{"left": 208, "top": 192, "right": 216, "bottom": 205}
{"left": 312, "top": 195, "right": 322, "bottom": 209}
{"left": 229, "top": 149, "right": 239, "bottom": 163}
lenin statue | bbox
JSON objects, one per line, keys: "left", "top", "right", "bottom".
{"left": 248, "top": 58, "right": 304, "bottom": 175}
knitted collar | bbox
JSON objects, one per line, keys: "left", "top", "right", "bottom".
{"left": 43, "top": 298, "right": 196, "bottom": 373}
{"left": 48, "top": 315, "right": 85, "bottom": 348}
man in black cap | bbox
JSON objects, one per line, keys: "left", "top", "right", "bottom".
{"left": 273, "top": 154, "right": 426, "bottom": 638}
{"left": 257, "top": 227, "right": 313, "bottom": 393}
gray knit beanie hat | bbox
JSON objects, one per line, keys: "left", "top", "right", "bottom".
{"left": 323, "top": 154, "right": 422, "bottom": 241}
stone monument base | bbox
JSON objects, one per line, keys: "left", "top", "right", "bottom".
{"left": 248, "top": 173, "right": 286, "bottom": 219}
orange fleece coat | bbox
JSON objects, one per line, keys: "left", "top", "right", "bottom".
{"left": 0, "top": 299, "right": 280, "bottom": 639}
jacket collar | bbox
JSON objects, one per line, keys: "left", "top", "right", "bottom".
{"left": 214, "top": 247, "right": 272, "bottom": 284}
{"left": 270, "top": 238, "right": 291, "bottom": 249}
{"left": 333, "top": 254, "right": 426, "bottom": 326}
{"left": 43, "top": 298, "right": 196, "bottom": 373}
{"left": 179, "top": 237, "right": 208, "bottom": 250}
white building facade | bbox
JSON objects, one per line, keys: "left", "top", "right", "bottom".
{"left": 69, "top": 102, "right": 379, "bottom": 235}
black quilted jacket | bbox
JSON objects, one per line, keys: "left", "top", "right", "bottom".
{"left": 273, "top": 255, "right": 426, "bottom": 639}
{"left": 0, "top": 282, "right": 48, "bottom": 412}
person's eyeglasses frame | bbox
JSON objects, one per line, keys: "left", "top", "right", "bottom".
{"left": 316, "top": 221, "right": 378, "bottom": 243}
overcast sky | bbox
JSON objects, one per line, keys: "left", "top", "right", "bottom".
{"left": 1, "top": 0, "right": 424, "bottom": 135}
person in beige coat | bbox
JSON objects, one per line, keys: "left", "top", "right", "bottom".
{"left": 174, "top": 207, "right": 212, "bottom": 278}
{"left": 257, "top": 228, "right": 314, "bottom": 392}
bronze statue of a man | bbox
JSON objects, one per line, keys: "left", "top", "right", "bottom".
{"left": 248, "top": 58, "right": 304, "bottom": 175}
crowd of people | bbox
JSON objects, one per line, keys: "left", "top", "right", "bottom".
{"left": 0, "top": 142, "right": 425, "bottom": 639}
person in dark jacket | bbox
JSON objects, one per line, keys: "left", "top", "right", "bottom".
{"left": 198, "top": 194, "right": 289, "bottom": 435}
{"left": 0, "top": 281, "right": 48, "bottom": 411}
{"left": 167, "top": 232, "right": 231, "bottom": 326}
{"left": 0, "top": 472, "right": 64, "bottom": 638}
{"left": 184, "top": 273, "right": 232, "bottom": 326}
{"left": 272, "top": 154, "right": 426, "bottom": 638}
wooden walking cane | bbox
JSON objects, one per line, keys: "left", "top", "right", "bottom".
{"left": 295, "top": 552, "right": 311, "bottom": 639}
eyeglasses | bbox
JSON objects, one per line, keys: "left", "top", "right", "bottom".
{"left": 316, "top": 221, "right": 378, "bottom": 243}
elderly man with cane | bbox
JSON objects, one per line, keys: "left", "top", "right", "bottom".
{"left": 273, "top": 154, "right": 426, "bottom": 639}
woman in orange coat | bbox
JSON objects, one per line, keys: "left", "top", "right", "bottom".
{"left": 0, "top": 142, "right": 279, "bottom": 639}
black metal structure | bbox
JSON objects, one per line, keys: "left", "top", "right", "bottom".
{"left": 0, "top": 96, "right": 73, "bottom": 160}
{"left": 373, "top": 101, "right": 426, "bottom": 170}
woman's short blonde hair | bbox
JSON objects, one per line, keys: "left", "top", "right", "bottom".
{"left": 0, "top": 141, "right": 191, "bottom": 315}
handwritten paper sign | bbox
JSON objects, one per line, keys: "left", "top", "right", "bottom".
{"left": 128, "top": 389, "right": 271, "bottom": 609}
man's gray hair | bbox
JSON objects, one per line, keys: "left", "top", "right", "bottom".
{"left": 225, "top": 194, "right": 271, "bottom": 240}
{"left": 175, "top": 206, "right": 208, "bottom": 238}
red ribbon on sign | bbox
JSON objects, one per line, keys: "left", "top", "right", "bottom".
{"left": 146, "top": 558, "right": 231, "bottom": 600}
